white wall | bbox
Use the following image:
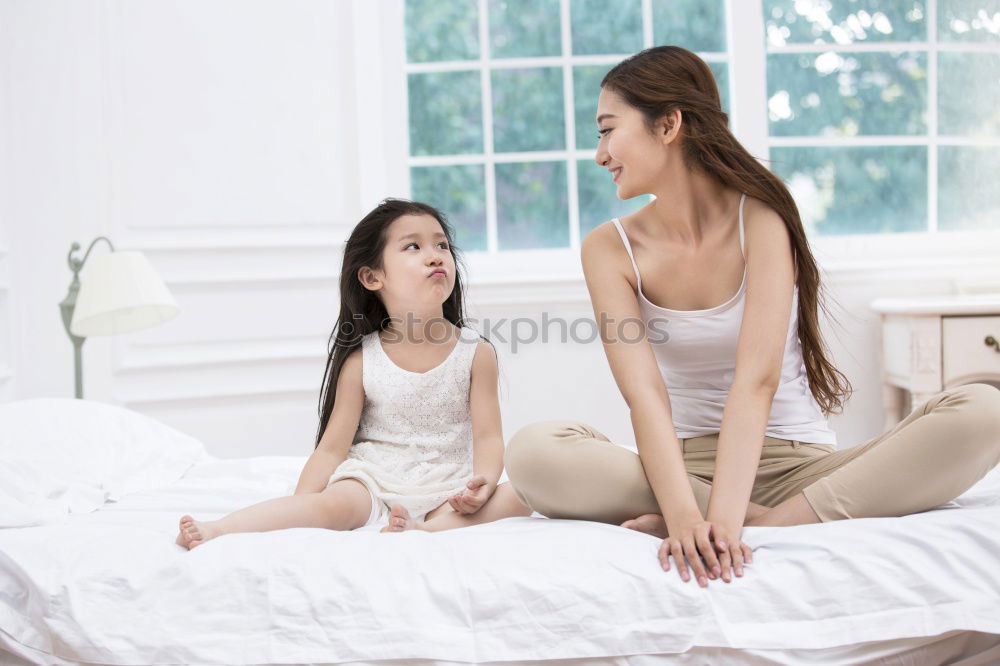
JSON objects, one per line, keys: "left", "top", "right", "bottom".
{"left": 2, "top": 0, "right": 361, "bottom": 456}
{"left": 2, "top": 1, "right": 998, "bottom": 460}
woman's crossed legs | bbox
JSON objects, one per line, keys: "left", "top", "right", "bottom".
{"left": 504, "top": 383, "right": 1000, "bottom": 532}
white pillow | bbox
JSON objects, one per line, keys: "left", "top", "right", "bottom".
{"left": 0, "top": 398, "right": 208, "bottom": 527}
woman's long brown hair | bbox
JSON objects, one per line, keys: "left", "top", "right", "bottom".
{"left": 602, "top": 45, "right": 851, "bottom": 414}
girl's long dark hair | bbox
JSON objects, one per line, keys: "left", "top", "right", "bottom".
{"left": 315, "top": 198, "right": 470, "bottom": 447}
{"left": 602, "top": 45, "right": 852, "bottom": 414}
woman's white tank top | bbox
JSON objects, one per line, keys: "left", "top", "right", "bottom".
{"left": 611, "top": 194, "right": 837, "bottom": 445}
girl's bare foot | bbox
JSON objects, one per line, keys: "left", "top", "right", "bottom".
{"left": 620, "top": 502, "right": 770, "bottom": 537}
{"left": 176, "top": 515, "right": 223, "bottom": 550}
{"left": 380, "top": 504, "right": 422, "bottom": 533}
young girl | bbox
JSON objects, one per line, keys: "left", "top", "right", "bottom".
{"left": 176, "top": 199, "right": 532, "bottom": 549}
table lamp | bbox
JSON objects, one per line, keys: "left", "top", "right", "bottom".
{"left": 58, "top": 236, "right": 180, "bottom": 398}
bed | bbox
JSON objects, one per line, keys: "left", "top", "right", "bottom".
{"left": 2, "top": 398, "right": 999, "bottom": 665}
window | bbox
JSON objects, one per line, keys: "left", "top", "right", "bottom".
{"left": 396, "top": 0, "right": 999, "bottom": 266}
{"left": 765, "top": 0, "right": 1000, "bottom": 235}
{"left": 403, "top": 0, "right": 730, "bottom": 254}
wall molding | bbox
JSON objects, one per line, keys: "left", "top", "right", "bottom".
{"left": 115, "top": 336, "right": 325, "bottom": 372}
{"left": 165, "top": 274, "right": 338, "bottom": 290}
{"left": 125, "top": 220, "right": 341, "bottom": 231}
{"left": 120, "top": 384, "right": 316, "bottom": 407}
{"left": 126, "top": 235, "right": 347, "bottom": 252}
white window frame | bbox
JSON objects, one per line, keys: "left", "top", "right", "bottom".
{"left": 355, "top": 0, "right": 1000, "bottom": 288}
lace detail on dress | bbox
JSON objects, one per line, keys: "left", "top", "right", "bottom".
{"left": 327, "top": 325, "right": 481, "bottom": 518}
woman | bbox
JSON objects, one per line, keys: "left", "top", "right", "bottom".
{"left": 503, "top": 46, "right": 1000, "bottom": 589}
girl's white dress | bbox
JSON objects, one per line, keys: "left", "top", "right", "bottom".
{"left": 327, "top": 325, "right": 480, "bottom": 523}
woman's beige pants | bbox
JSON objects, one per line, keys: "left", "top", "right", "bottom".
{"left": 504, "top": 383, "right": 1000, "bottom": 525}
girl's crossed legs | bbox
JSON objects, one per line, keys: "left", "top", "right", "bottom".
{"left": 381, "top": 481, "right": 531, "bottom": 533}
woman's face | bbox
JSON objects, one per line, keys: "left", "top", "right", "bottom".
{"left": 594, "top": 87, "right": 675, "bottom": 200}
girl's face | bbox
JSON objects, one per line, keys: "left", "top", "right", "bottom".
{"left": 594, "top": 87, "right": 677, "bottom": 200}
{"left": 361, "top": 213, "right": 456, "bottom": 310}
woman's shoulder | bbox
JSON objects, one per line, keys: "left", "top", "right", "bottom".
{"left": 738, "top": 195, "right": 798, "bottom": 283}
{"left": 582, "top": 216, "right": 630, "bottom": 260}
{"left": 581, "top": 219, "right": 641, "bottom": 292}
{"left": 581, "top": 206, "right": 648, "bottom": 246}
{"left": 740, "top": 194, "right": 786, "bottom": 234}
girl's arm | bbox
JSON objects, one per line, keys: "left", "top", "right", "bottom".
{"left": 448, "top": 341, "right": 504, "bottom": 514}
{"left": 294, "top": 349, "right": 365, "bottom": 495}
{"left": 706, "top": 199, "right": 796, "bottom": 532}
{"left": 469, "top": 341, "right": 504, "bottom": 490}
{"left": 580, "top": 224, "right": 702, "bottom": 529}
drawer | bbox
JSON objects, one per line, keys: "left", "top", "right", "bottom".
{"left": 942, "top": 315, "right": 1000, "bottom": 385}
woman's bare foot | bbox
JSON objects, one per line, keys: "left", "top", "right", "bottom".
{"left": 380, "top": 504, "right": 423, "bottom": 533}
{"left": 620, "top": 513, "right": 668, "bottom": 537}
{"left": 620, "top": 502, "right": 771, "bottom": 537}
{"left": 176, "top": 515, "right": 224, "bottom": 550}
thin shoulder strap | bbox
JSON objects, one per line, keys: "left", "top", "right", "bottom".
{"left": 611, "top": 219, "right": 642, "bottom": 288}
{"left": 738, "top": 193, "right": 747, "bottom": 260}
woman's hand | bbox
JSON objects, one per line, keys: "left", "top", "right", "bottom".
{"left": 707, "top": 522, "right": 753, "bottom": 583}
{"left": 447, "top": 475, "right": 495, "bottom": 514}
{"left": 659, "top": 518, "right": 753, "bottom": 586}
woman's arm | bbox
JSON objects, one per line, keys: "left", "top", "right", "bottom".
{"left": 580, "top": 224, "right": 702, "bottom": 529}
{"left": 294, "top": 348, "right": 365, "bottom": 494}
{"left": 706, "top": 199, "right": 796, "bottom": 531}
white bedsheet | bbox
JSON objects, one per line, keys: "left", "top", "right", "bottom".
{"left": 1, "top": 455, "right": 999, "bottom": 665}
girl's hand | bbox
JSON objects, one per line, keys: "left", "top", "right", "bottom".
{"left": 658, "top": 518, "right": 752, "bottom": 586}
{"left": 447, "top": 475, "right": 494, "bottom": 514}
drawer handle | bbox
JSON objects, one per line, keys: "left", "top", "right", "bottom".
{"left": 987, "top": 335, "right": 1000, "bottom": 353}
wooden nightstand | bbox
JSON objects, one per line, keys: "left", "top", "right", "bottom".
{"left": 870, "top": 296, "right": 1000, "bottom": 429}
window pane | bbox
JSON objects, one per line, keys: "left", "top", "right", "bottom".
{"left": 767, "top": 52, "right": 927, "bottom": 136}
{"left": 708, "top": 61, "right": 730, "bottom": 117}
{"left": 490, "top": 0, "right": 562, "bottom": 58}
{"left": 406, "top": 0, "right": 480, "bottom": 63}
{"left": 408, "top": 71, "right": 483, "bottom": 156}
{"left": 938, "top": 0, "right": 1000, "bottom": 43}
{"left": 764, "top": 1, "right": 927, "bottom": 46}
{"left": 570, "top": 0, "right": 643, "bottom": 55}
{"left": 577, "top": 160, "right": 649, "bottom": 237}
{"left": 492, "top": 68, "right": 566, "bottom": 152}
{"left": 495, "top": 161, "right": 569, "bottom": 249}
{"left": 938, "top": 52, "right": 1000, "bottom": 136}
{"left": 573, "top": 65, "right": 608, "bottom": 150}
{"left": 939, "top": 146, "right": 1000, "bottom": 230}
{"left": 653, "top": 0, "right": 726, "bottom": 52}
{"left": 411, "top": 165, "right": 488, "bottom": 251}
{"left": 770, "top": 146, "right": 928, "bottom": 235}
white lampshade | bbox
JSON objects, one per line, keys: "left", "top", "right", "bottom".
{"left": 70, "top": 250, "right": 179, "bottom": 337}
